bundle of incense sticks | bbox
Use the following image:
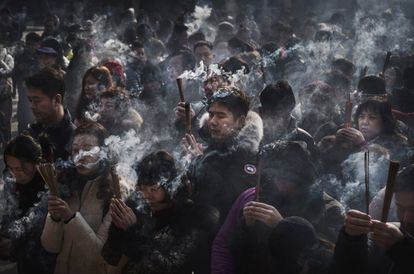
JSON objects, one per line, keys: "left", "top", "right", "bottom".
{"left": 37, "top": 163, "right": 59, "bottom": 196}
{"left": 344, "top": 93, "right": 353, "bottom": 128}
{"left": 185, "top": 102, "right": 192, "bottom": 134}
{"left": 110, "top": 166, "right": 121, "bottom": 199}
{"left": 381, "top": 161, "right": 400, "bottom": 223}
{"left": 176, "top": 78, "right": 185, "bottom": 102}
{"left": 364, "top": 150, "right": 370, "bottom": 215}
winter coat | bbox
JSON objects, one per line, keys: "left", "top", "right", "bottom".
{"left": 187, "top": 110, "right": 264, "bottom": 223}
{"left": 41, "top": 169, "right": 122, "bottom": 274}
{"left": 0, "top": 48, "right": 14, "bottom": 101}
{"left": 0, "top": 172, "right": 56, "bottom": 274}
{"left": 332, "top": 227, "right": 414, "bottom": 274}
{"left": 262, "top": 115, "right": 316, "bottom": 156}
{"left": 26, "top": 109, "right": 76, "bottom": 162}
{"left": 102, "top": 194, "right": 219, "bottom": 274}
{"left": 211, "top": 187, "right": 344, "bottom": 274}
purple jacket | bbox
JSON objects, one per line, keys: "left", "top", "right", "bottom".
{"left": 211, "top": 187, "right": 256, "bottom": 274}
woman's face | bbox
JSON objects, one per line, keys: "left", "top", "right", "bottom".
{"left": 358, "top": 110, "right": 384, "bottom": 141}
{"left": 71, "top": 134, "right": 101, "bottom": 175}
{"left": 5, "top": 156, "right": 37, "bottom": 184}
{"left": 84, "top": 75, "right": 106, "bottom": 101}
{"left": 138, "top": 184, "right": 167, "bottom": 212}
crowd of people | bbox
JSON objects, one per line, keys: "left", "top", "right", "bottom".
{"left": 0, "top": 0, "right": 413, "bottom": 273}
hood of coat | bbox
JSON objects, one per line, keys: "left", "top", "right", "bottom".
{"left": 199, "top": 110, "right": 263, "bottom": 153}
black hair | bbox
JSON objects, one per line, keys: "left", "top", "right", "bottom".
{"left": 220, "top": 56, "right": 250, "bottom": 75}
{"left": 357, "top": 75, "right": 386, "bottom": 95}
{"left": 193, "top": 40, "right": 213, "bottom": 52}
{"left": 25, "top": 32, "right": 42, "bottom": 43}
{"left": 136, "top": 150, "right": 177, "bottom": 187}
{"left": 354, "top": 99, "right": 397, "bottom": 135}
{"left": 25, "top": 67, "right": 65, "bottom": 101}
{"left": 130, "top": 40, "right": 144, "bottom": 50}
{"left": 141, "top": 63, "right": 163, "bottom": 83}
{"left": 4, "top": 135, "right": 42, "bottom": 165}
{"left": 189, "top": 32, "right": 206, "bottom": 44}
{"left": 260, "top": 81, "right": 296, "bottom": 114}
{"left": 228, "top": 37, "right": 254, "bottom": 53}
{"left": 207, "top": 86, "right": 250, "bottom": 119}
{"left": 73, "top": 122, "right": 109, "bottom": 147}
{"left": 261, "top": 141, "right": 316, "bottom": 187}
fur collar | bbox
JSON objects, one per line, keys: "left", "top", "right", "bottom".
{"left": 199, "top": 110, "right": 263, "bottom": 153}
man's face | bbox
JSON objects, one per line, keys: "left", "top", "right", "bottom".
{"left": 26, "top": 41, "right": 41, "bottom": 53}
{"left": 44, "top": 20, "right": 56, "bottom": 33}
{"left": 395, "top": 192, "right": 414, "bottom": 235}
{"left": 358, "top": 110, "right": 384, "bottom": 141}
{"left": 72, "top": 134, "right": 101, "bottom": 175}
{"left": 194, "top": 45, "right": 213, "bottom": 67}
{"left": 207, "top": 102, "right": 244, "bottom": 142}
{"left": 27, "top": 88, "right": 57, "bottom": 124}
{"left": 134, "top": 47, "right": 147, "bottom": 65}
{"left": 203, "top": 76, "right": 228, "bottom": 99}
{"left": 5, "top": 156, "right": 37, "bottom": 184}
{"left": 261, "top": 110, "right": 290, "bottom": 138}
{"left": 143, "top": 80, "right": 161, "bottom": 94}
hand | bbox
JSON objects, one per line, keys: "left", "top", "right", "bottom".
{"left": 336, "top": 128, "right": 366, "bottom": 146}
{"left": 344, "top": 210, "right": 372, "bottom": 236}
{"left": 370, "top": 220, "right": 404, "bottom": 250}
{"left": 181, "top": 133, "right": 204, "bottom": 157}
{"left": 48, "top": 195, "right": 74, "bottom": 222}
{"left": 110, "top": 198, "right": 137, "bottom": 231}
{"left": 243, "top": 201, "right": 283, "bottom": 228}
{"left": 174, "top": 102, "right": 195, "bottom": 121}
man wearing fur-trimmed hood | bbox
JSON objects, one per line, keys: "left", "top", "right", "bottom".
{"left": 183, "top": 86, "right": 263, "bottom": 224}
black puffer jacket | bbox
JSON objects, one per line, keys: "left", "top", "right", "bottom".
{"left": 0, "top": 172, "right": 56, "bottom": 274}
{"left": 102, "top": 193, "right": 219, "bottom": 274}
{"left": 188, "top": 110, "right": 263, "bottom": 223}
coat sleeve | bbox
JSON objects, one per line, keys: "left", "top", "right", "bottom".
{"left": 123, "top": 228, "right": 200, "bottom": 274}
{"left": 386, "top": 234, "right": 414, "bottom": 274}
{"left": 41, "top": 213, "right": 65, "bottom": 253}
{"left": 331, "top": 227, "right": 369, "bottom": 274}
{"left": 63, "top": 211, "right": 112, "bottom": 264}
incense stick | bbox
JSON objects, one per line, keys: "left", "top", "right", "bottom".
{"left": 255, "top": 152, "right": 263, "bottom": 202}
{"left": 344, "top": 93, "right": 353, "bottom": 128}
{"left": 364, "top": 150, "right": 370, "bottom": 215}
{"left": 37, "top": 163, "right": 59, "bottom": 196}
{"left": 184, "top": 102, "right": 192, "bottom": 134}
{"left": 110, "top": 166, "right": 121, "bottom": 199}
{"left": 381, "top": 161, "right": 400, "bottom": 223}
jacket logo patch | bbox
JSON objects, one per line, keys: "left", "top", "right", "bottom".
{"left": 244, "top": 164, "right": 257, "bottom": 175}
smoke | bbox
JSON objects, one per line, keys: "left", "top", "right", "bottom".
{"left": 185, "top": 5, "right": 215, "bottom": 42}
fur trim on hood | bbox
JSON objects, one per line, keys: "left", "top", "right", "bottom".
{"left": 199, "top": 110, "right": 263, "bottom": 152}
